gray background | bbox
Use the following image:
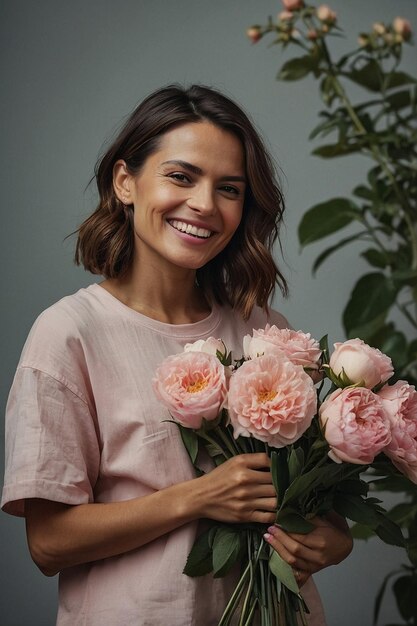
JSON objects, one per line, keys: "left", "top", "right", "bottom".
{"left": 1, "top": 1, "right": 416, "bottom": 624}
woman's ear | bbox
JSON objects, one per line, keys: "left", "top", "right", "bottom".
{"left": 113, "top": 160, "right": 133, "bottom": 205}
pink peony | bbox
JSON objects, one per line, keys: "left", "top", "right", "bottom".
{"left": 153, "top": 351, "right": 227, "bottom": 429}
{"left": 319, "top": 387, "right": 391, "bottom": 464}
{"left": 282, "top": 0, "right": 304, "bottom": 10}
{"left": 393, "top": 17, "right": 412, "bottom": 41}
{"left": 184, "top": 337, "right": 225, "bottom": 357}
{"left": 227, "top": 354, "right": 317, "bottom": 448}
{"left": 243, "top": 326, "right": 322, "bottom": 375}
{"left": 378, "top": 381, "right": 417, "bottom": 484}
{"left": 316, "top": 5, "right": 337, "bottom": 23}
{"left": 329, "top": 338, "right": 393, "bottom": 389}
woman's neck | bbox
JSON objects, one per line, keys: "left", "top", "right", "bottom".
{"left": 100, "top": 265, "right": 211, "bottom": 325}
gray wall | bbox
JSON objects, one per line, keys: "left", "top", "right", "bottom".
{"left": 1, "top": 1, "right": 415, "bottom": 624}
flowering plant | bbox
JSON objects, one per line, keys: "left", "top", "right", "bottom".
{"left": 246, "top": 3, "right": 416, "bottom": 382}
{"left": 246, "top": 3, "right": 417, "bottom": 621}
{"left": 153, "top": 328, "right": 417, "bottom": 625}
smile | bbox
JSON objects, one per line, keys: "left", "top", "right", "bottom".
{"left": 168, "top": 220, "right": 214, "bottom": 239}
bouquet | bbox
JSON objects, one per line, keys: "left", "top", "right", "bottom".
{"left": 153, "top": 327, "right": 417, "bottom": 625}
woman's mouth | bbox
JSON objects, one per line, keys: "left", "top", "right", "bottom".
{"left": 168, "top": 219, "right": 214, "bottom": 239}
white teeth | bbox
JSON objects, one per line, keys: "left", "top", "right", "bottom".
{"left": 170, "top": 220, "right": 212, "bottom": 238}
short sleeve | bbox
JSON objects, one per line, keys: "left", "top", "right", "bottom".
{"left": 1, "top": 366, "right": 100, "bottom": 517}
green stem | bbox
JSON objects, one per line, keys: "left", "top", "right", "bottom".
{"left": 243, "top": 600, "right": 258, "bottom": 626}
{"left": 396, "top": 301, "right": 417, "bottom": 330}
{"left": 359, "top": 215, "right": 391, "bottom": 262}
{"left": 239, "top": 534, "right": 264, "bottom": 626}
{"left": 217, "top": 561, "right": 252, "bottom": 626}
{"left": 216, "top": 426, "right": 240, "bottom": 457}
{"left": 259, "top": 557, "right": 267, "bottom": 626}
{"left": 320, "top": 39, "right": 417, "bottom": 269}
{"left": 199, "top": 432, "right": 231, "bottom": 460}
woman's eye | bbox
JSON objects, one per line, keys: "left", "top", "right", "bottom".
{"left": 221, "top": 185, "right": 240, "bottom": 196}
{"left": 168, "top": 172, "right": 190, "bottom": 183}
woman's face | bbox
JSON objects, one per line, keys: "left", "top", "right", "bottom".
{"left": 115, "top": 121, "right": 246, "bottom": 274}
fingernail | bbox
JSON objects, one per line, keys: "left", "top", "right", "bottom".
{"left": 263, "top": 532, "right": 272, "bottom": 542}
{"left": 267, "top": 525, "right": 277, "bottom": 535}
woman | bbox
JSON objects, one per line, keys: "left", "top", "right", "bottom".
{"left": 2, "top": 85, "right": 352, "bottom": 625}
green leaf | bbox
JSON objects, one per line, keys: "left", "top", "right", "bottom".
{"left": 350, "top": 523, "right": 375, "bottom": 541}
{"left": 212, "top": 527, "right": 242, "bottom": 578}
{"left": 385, "top": 89, "right": 413, "bottom": 111}
{"left": 391, "top": 268, "right": 417, "bottom": 286}
{"left": 179, "top": 425, "right": 199, "bottom": 464}
{"left": 361, "top": 248, "right": 387, "bottom": 269}
{"left": 370, "top": 474, "right": 415, "bottom": 494}
{"left": 343, "top": 273, "right": 397, "bottom": 337}
{"left": 353, "top": 184, "right": 374, "bottom": 200}
{"left": 386, "top": 71, "right": 417, "bottom": 89}
{"left": 374, "top": 330, "right": 408, "bottom": 369}
{"left": 374, "top": 516, "right": 405, "bottom": 548}
{"left": 312, "top": 143, "right": 361, "bottom": 158}
{"left": 333, "top": 493, "right": 380, "bottom": 527}
{"left": 312, "top": 231, "right": 368, "bottom": 274}
{"left": 278, "top": 56, "right": 316, "bottom": 81}
{"left": 271, "top": 449, "right": 289, "bottom": 505}
{"left": 406, "top": 538, "right": 417, "bottom": 566}
{"left": 393, "top": 575, "right": 417, "bottom": 621}
{"left": 288, "top": 448, "right": 304, "bottom": 483}
{"left": 345, "top": 313, "right": 387, "bottom": 344}
{"left": 319, "top": 335, "right": 329, "bottom": 364}
{"left": 298, "top": 198, "right": 360, "bottom": 247}
{"left": 183, "top": 528, "right": 213, "bottom": 577}
{"left": 345, "top": 60, "right": 382, "bottom": 92}
{"left": 281, "top": 463, "right": 354, "bottom": 509}
{"left": 338, "top": 478, "right": 368, "bottom": 497}
{"left": 275, "top": 509, "right": 315, "bottom": 534}
{"left": 269, "top": 550, "right": 299, "bottom": 594}
{"left": 388, "top": 503, "right": 417, "bottom": 528}
{"left": 373, "top": 569, "right": 403, "bottom": 625}
{"left": 309, "top": 113, "right": 339, "bottom": 140}
{"left": 319, "top": 75, "right": 337, "bottom": 107}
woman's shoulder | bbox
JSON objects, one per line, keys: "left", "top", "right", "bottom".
{"left": 19, "top": 285, "right": 100, "bottom": 369}
{"left": 245, "top": 304, "right": 292, "bottom": 331}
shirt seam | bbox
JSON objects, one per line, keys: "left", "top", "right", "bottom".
{"left": 18, "top": 364, "right": 90, "bottom": 408}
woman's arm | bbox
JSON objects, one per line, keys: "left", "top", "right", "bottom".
{"left": 25, "top": 453, "right": 277, "bottom": 576}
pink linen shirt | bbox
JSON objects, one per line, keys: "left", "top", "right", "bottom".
{"left": 2, "top": 284, "right": 326, "bottom": 625}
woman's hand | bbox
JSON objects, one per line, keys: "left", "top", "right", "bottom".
{"left": 195, "top": 453, "right": 277, "bottom": 525}
{"left": 263, "top": 513, "right": 353, "bottom": 587}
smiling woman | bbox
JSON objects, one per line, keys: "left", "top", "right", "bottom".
{"left": 75, "top": 85, "right": 288, "bottom": 320}
{"left": 1, "top": 84, "right": 351, "bottom": 626}
{"left": 110, "top": 122, "right": 246, "bottom": 291}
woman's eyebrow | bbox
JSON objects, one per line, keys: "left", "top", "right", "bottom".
{"left": 161, "top": 160, "right": 246, "bottom": 183}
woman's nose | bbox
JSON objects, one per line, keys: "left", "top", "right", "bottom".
{"left": 186, "top": 183, "right": 216, "bottom": 214}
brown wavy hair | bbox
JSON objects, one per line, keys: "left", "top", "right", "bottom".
{"left": 75, "top": 84, "right": 288, "bottom": 319}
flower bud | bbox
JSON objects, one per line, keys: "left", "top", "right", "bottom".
{"left": 393, "top": 17, "right": 412, "bottom": 41}
{"left": 307, "top": 29, "right": 319, "bottom": 40}
{"left": 282, "top": 0, "right": 304, "bottom": 11}
{"left": 278, "top": 10, "right": 294, "bottom": 22}
{"left": 372, "top": 22, "right": 386, "bottom": 36}
{"left": 316, "top": 5, "right": 337, "bottom": 23}
{"left": 246, "top": 26, "right": 262, "bottom": 43}
{"left": 329, "top": 338, "right": 393, "bottom": 389}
